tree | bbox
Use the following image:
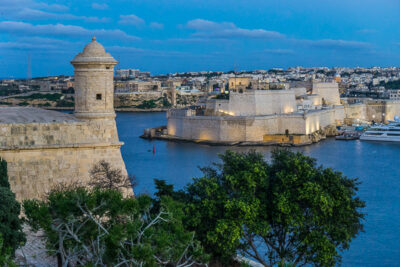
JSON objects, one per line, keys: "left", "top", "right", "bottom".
{"left": 0, "top": 235, "right": 17, "bottom": 267}
{"left": 184, "top": 150, "right": 365, "bottom": 266}
{"left": 89, "top": 160, "right": 136, "bottom": 192}
{"left": 0, "top": 158, "right": 25, "bottom": 257}
{"left": 23, "top": 186, "right": 209, "bottom": 266}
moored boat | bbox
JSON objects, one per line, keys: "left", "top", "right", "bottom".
{"left": 360, "top": 121, "right": 400, "bottom": 142}
{"left": 336, "top": 132, "right": 360, "bottom": 140}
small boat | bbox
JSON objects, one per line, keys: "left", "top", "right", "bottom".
{"left": 336, "top": 132, "right": 360, "bottom": 140}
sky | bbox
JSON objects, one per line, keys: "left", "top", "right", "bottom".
{"left": 1, "top": 0, "right": 400, "bottom": 77}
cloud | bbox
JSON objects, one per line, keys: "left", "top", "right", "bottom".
{"left": 1, "top": 7, "right": 110, "bottom": 23}
{"left": 0, "top": 37, "right": 81, "bottom": 54}
{"left": 0, "top": 41, "right": 59, "bottom": 50}
{"left": 302, "top": 39, "right": 371, "bottom": 50}
{"left": 108, "top": 46, "right": 206, "bottom": 58}
{"left": 263, "top": 49, "right": 294, "bottom": 55}
{"left": 3, "top": 7, "right": 110, "bottom": 23}
{"left": 356, "top": 29, "right": 377, "bottom": 34}
{"left": 0, "top": 0, "right": 69, "bottom": 12}
{"left": 0, "top": 0, "right": 108, "bottom": 23}
{"left": 91, "top": 3, "right": 108, "bottom": 10}
{"left": 150, "top": 22, "right": 164, "bottom": 30}
{"left": 186, "top": 19, "right": 285, "bottom": 39}
{"left": 0, "top": 21, "right": 140, "bottom": 41}
{"left": 119, "top": 14, "right": 145, "bottom": 26}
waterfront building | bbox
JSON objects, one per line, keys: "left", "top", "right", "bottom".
{"left": 0, "top": 37, "right": 130, "bottom": 201}
{"left": 167, "top": 81, "right": 345, "bottom": 144}
{"left": 389, "top": 89, "right": 400, "bottom": 100}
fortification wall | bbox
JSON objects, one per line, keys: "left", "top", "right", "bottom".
{"left": 0, "top": 119, "right": 120, "bottom": 148}
{"left": 0, "top": 119, "right": 129, "bottom": 201}
{"left": 228, "top": 90, "right": 297, "bottom": 116}
{"left": 345, "top": 103, "right": 368, "bottom": 121}
{"left": 167, "top": 107, "right": 343, "bottom": 142}
{"left": 312, "top": 82, "right": 341, "bottom": 105}
{"left": 383, "top": 101, "right": 400, "bottom": 122}
{"left": 1, "top": 145, "right": 126, "bottom": 201}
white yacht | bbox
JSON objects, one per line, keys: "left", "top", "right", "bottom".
{"left": 360, "top": 121, "right": 400, "bottom": 142}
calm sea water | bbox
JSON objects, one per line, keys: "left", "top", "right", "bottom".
{"left": 116, "top": 112, "right": 400, "bottom": 266}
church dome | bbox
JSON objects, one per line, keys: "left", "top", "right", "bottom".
{"left": 71, "top": 36, "right": 117, "bottom": 64}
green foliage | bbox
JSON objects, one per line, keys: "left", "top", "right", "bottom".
{"left": 17, "top": 101, "right": 29, "bottom": 106}
{"left": 0, "top": 85, "right": 26, "bottom": 96}
{"left": 380, "top": 79, "right": 400, "bottom": 90}
{"left": 0, "top": 158, "right": 10, "bottom": 188}
{"left": 16, "top": 93, "right": 63, "bottom": 101}
{"left": 56, "top": 99, "right": 74, "bottom": 107}
{"left": 182, "top": 149, "right": 365, "bottom": 266}
{"left": 214, "top": 93, "right": 230, "bottom": 100}
{"left": 23, "top": 186, "right": 209, "bottom": 266}
{"left": 0, "top": 159, "right": 25, "bottom": 257}
{"left": 162, "top": 97, "right": 172, "bottom": 107}
{"left": 0, "top": 235, "right": 17, "bottom": 267}
{"left": 136, "top": 100, "right": 157, "bottom": 109}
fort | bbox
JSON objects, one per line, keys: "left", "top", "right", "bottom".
{"left": 146, "top": 81, "right": 400, "bottom": 145}
{"left": 0, "top": 37, "right": 129, "bottom": 201}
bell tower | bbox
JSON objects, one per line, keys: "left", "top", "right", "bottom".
{"left": 71, "top": 36, "right": 117, "bottom": 119}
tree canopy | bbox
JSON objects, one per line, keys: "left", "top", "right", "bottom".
{"left": 23, "top": 186, "right": 209, "bottom": 266}
{"left": 180, "top": 149, "right": 365, "bottom": 266}
{"left": 0, "top": 158, "right": 25, "bottom": 258}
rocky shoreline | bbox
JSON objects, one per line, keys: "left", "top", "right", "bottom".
{"left": 140, "top": 126, "right": 336, "bottom": 147}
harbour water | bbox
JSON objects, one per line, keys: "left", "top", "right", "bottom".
{"left": 116, "top": 112, "right": 400, "bottom": 266}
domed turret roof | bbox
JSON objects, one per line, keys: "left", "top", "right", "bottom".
{"left": 71, "top": 36, "right": 117, "bottom": 64}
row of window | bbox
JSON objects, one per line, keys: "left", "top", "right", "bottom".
{"left": 365, "top": 132, "right": 400, "bottom": 136}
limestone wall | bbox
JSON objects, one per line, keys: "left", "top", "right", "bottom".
{"left": 344, "top": 101, "right": 400, "bottom": 123}
{"left": 167, "top": 107, "right": 343, "bottom": 142}
{"left": 312, "top": 82, "right": 341, "bottom": 105}
{"left": 205, "top": 99, "right": 230, "bottom": 115}
{"left": 345, "top": 103, "right": 368, "bottom": 121}
{"left": 384, "top": 101, "right": 400, "bottom": 121}
{"left": 0, "top": 118, "right": 129, "bottom": 200}
{"left": 74, "top": 66, "right": 115, "bottom": 118}
{"left": 229, "top": 90, "right": 297, "bottom": 116}
{"left": 1, "top": 145, "right": 127, "bottom": 202}
{"left": 0, "top": 119, "right": 120, "bottom": 148}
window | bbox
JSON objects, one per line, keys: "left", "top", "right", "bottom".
{"left": 106, "top": 66, "right": 110, "bottom": 69}
{"left": 96, "top": 94, "right": 102, "bottom": 100}
{"left": 365, "top": 132, "right": 383, "bottom": 136}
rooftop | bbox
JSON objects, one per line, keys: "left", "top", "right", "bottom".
{"left": 71, "top": 36, "right": 117, "bottom": 64}
{"left": 0, "top": 107, "right": 79, "bottom": 124}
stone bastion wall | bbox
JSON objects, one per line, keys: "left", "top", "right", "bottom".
{"left": 0, "top": 119, "right": 127, "bottom": 201}
{"left": 167, "top": 106, "right": 344, "bottom": 142}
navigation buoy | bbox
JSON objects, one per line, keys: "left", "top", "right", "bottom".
{"left": 152, "top": 144, "right": 155, "bottom": 155}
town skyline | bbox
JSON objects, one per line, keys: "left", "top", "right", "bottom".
{"left": 1, "top": 0, "right": 400, "bottom": 77}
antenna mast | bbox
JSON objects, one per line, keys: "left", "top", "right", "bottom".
{"left": 27, "top": 54, "right": 32, "bottom": 81}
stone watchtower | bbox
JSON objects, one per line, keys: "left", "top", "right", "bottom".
{"left": 0, "top": 37, "right": 130, "bottom": 202}
{"left": 71, "top": 36, "right": 117, "bottom": 119}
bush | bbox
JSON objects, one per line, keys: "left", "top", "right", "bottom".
{"left": 17, "top": 101, "right": 29, "bottom": 106}
{"left": 136, "top": 100, "right": 157, "bottom": 109}
{"left": 16, "top": 93, "right": 63, "bottom": 101}
{"left": 23, "top": 187, "right": 209, "bottom": 266}
{"left": 56, "top": 99, "right": 74, "bottom": 107}
{"left": 0, "top": 159, "right": 25, "bottom": 258}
